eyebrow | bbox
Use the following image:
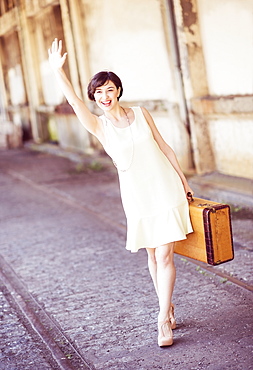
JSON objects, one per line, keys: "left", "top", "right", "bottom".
{"left": 95, "top": 85, "right": 116, "bottom": 91}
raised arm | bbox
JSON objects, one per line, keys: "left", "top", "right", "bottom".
{"left": 141, "top": 107, "right": 194, "bottom": 199}
{"left": 48, "top": 39, "right": 103, "bottom": 139}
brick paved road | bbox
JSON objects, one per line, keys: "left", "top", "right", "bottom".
{"left": 0, "top": 149, "right": 252, "bottom": 369}
{"left": 0, "top": 282, "right": 54, "bottom": 370}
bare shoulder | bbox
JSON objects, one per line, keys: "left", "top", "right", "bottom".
{"left": 94, "top": 115, "right": 106, "bottom": 145}
{"left": 139, "top": 106, "right": 166, "bottom": 146}
{"left": 140, "top": 106, "right": 155, "bottom": 125}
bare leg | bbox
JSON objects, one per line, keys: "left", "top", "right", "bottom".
{"left": 146, "top": 244, "right": 176, "bottom": 317}
{"left": 146, "top": 247, "right": 158, "bottom": 296}
{"left": 155, "top": 243, "right": 176, "bottom": 323}
{"left": 146, "top": 243, "right": 176, "bottom": 346}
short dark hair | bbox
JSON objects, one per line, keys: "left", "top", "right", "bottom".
{"left": 87, "top": 71, "right": 123, "bottom": 101}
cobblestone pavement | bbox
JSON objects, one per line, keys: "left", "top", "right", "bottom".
{"left": 0, "top": 148, "right": 252, "bottom": 370}
{"left": 0, "top": 282, "right": 53, "bottom": 370}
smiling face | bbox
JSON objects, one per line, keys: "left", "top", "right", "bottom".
{"left": 94, "top": 81, "right": 121, "bottom": 111}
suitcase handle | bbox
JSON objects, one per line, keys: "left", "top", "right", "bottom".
{"left": 187, "top": 192, "right": 194, "bottom": 202}
{"left": 198, "top": 203, "right": 216, "bottom": 212}
{"left": 187, "top": 192, "right": 216, "bottom": 212}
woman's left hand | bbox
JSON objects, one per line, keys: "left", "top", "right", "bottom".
{"left": 184, "top": 183, "right": 194, "bottom": 201}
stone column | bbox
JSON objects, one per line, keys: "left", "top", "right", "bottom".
{"left": 16, "top": 0, "right": 41, "bottom": 142}
{"left": 0, "top": 44, "right": 8, "bottom": 120}
{"left": 59, "top": 0, "right": 97, "bottom": 148}
{"left": 173, "top": 0, "right": 215, "bottom": 174}
{"left": 59, "top": 0, "right": 84, "bottom": 100}
{"left": 66, "top": 0, "right": 91, "bottom": 100}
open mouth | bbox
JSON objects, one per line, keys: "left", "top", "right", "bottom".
{"left": 101, "top": 100, "right": 111, "bottom": 107}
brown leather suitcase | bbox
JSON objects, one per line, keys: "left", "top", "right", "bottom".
{"left": 175, "top": 197, "right": 234, "bottom": 265}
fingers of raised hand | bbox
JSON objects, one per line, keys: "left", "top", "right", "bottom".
{"left": 48, "top": 39, "right": 60, "bottom": 55}
{"left": 58, "top": 39, "right": 63, "bottom": 54}
{"left": 48, "top": 39, "right": 67, "bottom": 68}
{"left": 52, "top": 38, "right": 57, "bottom": 53}
{"left": 50, "top": 38, "right": 62, "bottom": 54}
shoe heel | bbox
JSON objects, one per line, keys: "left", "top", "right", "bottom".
{"left": 158, "top": 320, "right": 173, "bottom": 347}
{"left": 170, "top": 303, "right": 176, "bottom": 330}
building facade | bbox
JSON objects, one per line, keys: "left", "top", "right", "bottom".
{"left": 0, "top": 0, "right": 252, "bottom": 179}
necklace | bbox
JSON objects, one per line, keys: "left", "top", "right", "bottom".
{"left": 104, "top": 107, "right": 134, "bottom": 172}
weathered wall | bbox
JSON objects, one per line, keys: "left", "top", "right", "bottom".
{"left": 174, "top": 0, "right": 253, "bottom": 179}
{"left": 82, "top": 0, "right": 175, "bottom": 102}
{"left": 0, "top": 30, "right": 25, "bottom": 147}
{"left": 208, "top": 118, "right": 253, "bottom": 178}
{"left": 174, "top": 0, "right": 215, "bottom": 175}
{"left": 192, "top": 96, "right": 253, "bottom": 179}
{"left": 0, "top": 0, "right": 252, "bottom": 179}
{"left": 1, "top": 32, "right": 26, "bottom": 105}
{"left": 197, "top": 0, "right": 253, "bottom": 96}
{"left": 0, "top": 0, "right": 193, "bottom": 170}
{"left": 195, "top": 0, "right": 253, "bottom": 179}
{"left": 80, "top": 0, "right": 193, "bottom": 170}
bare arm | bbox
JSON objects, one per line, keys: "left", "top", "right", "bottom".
{"left": 141, "top": 107, "right": 194, "bottom": 199}
{"left": 48, "top": 39, "right": 103, "bottom": 140}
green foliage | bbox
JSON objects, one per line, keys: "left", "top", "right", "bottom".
{"left": 71, "top": 161, "right": 104, "bottom": 174}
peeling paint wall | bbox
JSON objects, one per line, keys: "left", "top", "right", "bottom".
{"left": 0, "top": 32, "right": 26, "bottom": 105}
{"left": 195, "top": 0, "right": 253, "bottom": 179}
{"left": 37, "top": 6, "right": 66, "bottom": 106}
{"left": 79, "top": 0, "right": 193, "bottom": 170}
{"left": 174, "top": 0, "right": 214, "bottom": 174}
{"left": 174, "top": 0, "right": 253, "bottom": 179}
{"left": 197, "top": 0, "right": 253, "bottom": 96}
{"left": 208, "top": 118, "right": 253, "bottom": 179}
{"left": 0, "top": 0, "right": 252, "bottom": 179}
{"left": 82, "top": 0, "right": 175, "bottom": 102}
{"left": 0, "top": 0, "right": 193, "bottom": 172}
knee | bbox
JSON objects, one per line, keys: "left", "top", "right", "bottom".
{"left": 156, "top": 245, "right": 174, "bottom": 267}
{"left": 147, "top": 249, "right": 157, "bottom": 265}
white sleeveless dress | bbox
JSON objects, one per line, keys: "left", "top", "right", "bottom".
{"left": 100, "top": 106, "right": 193, "bottom": 253}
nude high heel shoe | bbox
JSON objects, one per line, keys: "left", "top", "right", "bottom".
{"left": 169, "top": 303, "right": 176, "bottom": 330}
{"left": 158, "top": 319, "right": 173, "bottom": 347}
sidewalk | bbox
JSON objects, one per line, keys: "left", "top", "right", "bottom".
{"left": 25, "top": 142, "right": 253, "bottom": 208}
{"left": 0, "top": 147, "right": 252, "bottom": 370}
{"left": 188, "top": 172, "right": 253, "bottom": 208}
{"left": 24, "top": 142, "right": 253, "bottom": 285}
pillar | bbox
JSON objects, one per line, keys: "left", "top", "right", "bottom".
{"left": 173, "top": 0, "right": 215, "bottom": 174}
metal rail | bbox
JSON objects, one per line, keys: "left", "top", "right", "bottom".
{"left": 0, "top": 254, "right": 94, "bottom": 370}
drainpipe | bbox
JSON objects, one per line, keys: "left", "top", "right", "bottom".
{"left": 164, "top": 0, "right": 191, "bottom": 134}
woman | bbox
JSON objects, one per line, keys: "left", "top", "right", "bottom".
{"left": 48, "top": 38, "right": 193, "bottom": 347}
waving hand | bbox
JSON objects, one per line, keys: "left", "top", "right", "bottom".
{"left": 47, "top": 38, "right": 103, "bottom": 141}
{"left": 48, "top": 38, "right": 67, "bottom": 70}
